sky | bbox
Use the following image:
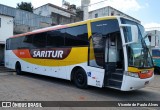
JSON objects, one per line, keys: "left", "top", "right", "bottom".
{"left": 0, "top": 0, "right": 160, "bottom": 30}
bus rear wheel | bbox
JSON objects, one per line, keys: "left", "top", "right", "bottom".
{"left": 73, "top": 69, "right": 87, "bottom": 89}
{"left": 16, "top": 63, "right": 22, "bottom": 75}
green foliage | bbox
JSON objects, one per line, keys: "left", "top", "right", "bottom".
{"left": 16, "top": 2, "right": 34, "bottom": 12}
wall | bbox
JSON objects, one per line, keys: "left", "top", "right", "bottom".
{"left": 89, "top": 6, "right": 140, "bottom": 23}
{"left": 49, "top": 6, "right": 75, "bottom": 25}
{"left": 0, "top": 15, "right": 13, "bottom": 42}
{"left": 146, "top": 30, "right": 160, "bottom": 47}
{"left": 34, "top": 5, "right": 50, "bottom": 17}
{"left": 0, "top": 15, "right": 13, "bottom": 64}
{"left": 89, "top": 7, "right": 109, "bottom": 18}
{"left": 48, "top": 6, "right": 72, "bottom": 18}
{"left": 34, "top": 4, "right": 76, "bottom": 25}
{"left": 0, "top": 4, "right": 52, "bottom": 34}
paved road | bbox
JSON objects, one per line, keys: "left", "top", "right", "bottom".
{"left": 0, "top": 66, "right": 160, "bottom": 110}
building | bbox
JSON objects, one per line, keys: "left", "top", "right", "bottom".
{"left": 80, "top": 0, "right": 140, "bottom": 23}
{"left": 0, "top": 4, "right": 52, "bottom": 34}
{"left": 34, "top": 3, "right": 77, "bottom": 25}
{"left": 146, "top": 30, "right": 160, "bottom": 48}
{"left": 0, "top": 4, "right": 52, "bottom": 64}
{"left": 145, "top": 30, "right": 160, "bottom": 71}
{"left": 0, "top": 14, "right": 13, "bottom": 64}
{"left": 89, "top": 6, "right": 140, "bottom": 23}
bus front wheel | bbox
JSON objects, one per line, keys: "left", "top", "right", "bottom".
{"left": 73, "top": 69, "right": 88, "bottom": 89}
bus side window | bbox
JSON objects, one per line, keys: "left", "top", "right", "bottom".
{"left": 21, "top": 36, "right": 33, "bottom": 49}
{"left": 6, "top": 39, "right": 10, "bottom": 50}
{"left": 89, "top": 33, "right": 105, "bottom": 68}
{"left": 10, "top": 37, "right": 24, "bottom": 50}
{"left": 65, "top": 25, "right": 88, "bottom": 47}
{"left": 32, "top": 32, "right": 47, "bottom": 48}
{"left": 46, "top": 29, "right": 65, "bottom": 48}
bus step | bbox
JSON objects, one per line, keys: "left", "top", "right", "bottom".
{"left": 116, "top": 69, "right": 123, "bottom": 73}
{"left": 111, "top": 73, "right": 123, "bottom": 80}
{"left": 108, "top": 79, "right": 122, "bottom": 88}
{"left": 106, "top": 85, "right": 121, "bottom": 90}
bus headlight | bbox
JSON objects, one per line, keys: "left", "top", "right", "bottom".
{"left": 141, "top": 70, "right": 149, "bottom": 74}
{"left": 125, "top": 72, "right": 139, "bottom": 78}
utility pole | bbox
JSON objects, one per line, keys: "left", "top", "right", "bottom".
{"left": 81, "top": 0, "right": 90, "bottom": 20}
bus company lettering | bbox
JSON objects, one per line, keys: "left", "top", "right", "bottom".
{"left": 30, "top": 48, "right": 71, "bottom": 59}
{"left": 33, "top": 50, "right": 63, "bottom": 58}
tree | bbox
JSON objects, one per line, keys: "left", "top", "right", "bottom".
{"left": 16, "top": 2, "right": 34, "bottom": 12}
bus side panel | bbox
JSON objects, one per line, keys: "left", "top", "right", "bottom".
{"left": 65, "top": 63, "right": 105, "bottom": 88}
{"left": 5, "top": 50, "right": 17, "bottom": 69}
{"left": 87, "top": 66, "right": 105, "bottom": 88}
{"left": 5, "top": 47, "right": 106, "bottom": 88}
{"left": 5, "top": 50, "right": 10, "bottom": 68}
{"left": 21, "top": 60, "right": 33, "bottom": 73}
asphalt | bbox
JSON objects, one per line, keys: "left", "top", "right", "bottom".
{"left": 0, "top": 66, "right": 160, "bottom": 110}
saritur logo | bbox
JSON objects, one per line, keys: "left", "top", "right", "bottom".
{"left": 33, "top": 50, "right": 64, "bottom": 58}
{"left": 30, "top": 48, "right": 72, "bottom": 60}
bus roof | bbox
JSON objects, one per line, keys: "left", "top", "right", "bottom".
{"left": 10, "top": 16, "right": 117, "bottom": 39}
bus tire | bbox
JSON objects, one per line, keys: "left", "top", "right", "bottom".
{"left": 16, "top": 62, "right": 22, "bottom": 75}
{"left": 73, "top": 68, "right": 88, "bottom": 89}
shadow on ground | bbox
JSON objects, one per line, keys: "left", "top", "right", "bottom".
{"left": 18, "top": 72, "right": 159, "bottom": 101}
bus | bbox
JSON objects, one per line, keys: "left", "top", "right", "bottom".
{"left": 151, "top": 48, "right": 160, "bottom": 73}
{"left": 5, "top": 16, "right": 154, "bottom": 91}
{"left": 145, "top": 30, "right": 160, "bottom": 73}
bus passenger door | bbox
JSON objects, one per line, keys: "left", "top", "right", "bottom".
{"left": 104, "top": 33, "right": 124, "bottom": 89}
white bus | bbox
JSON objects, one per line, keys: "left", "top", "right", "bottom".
{"left": 5, "top": 16, "right": 154, "bottom": 91}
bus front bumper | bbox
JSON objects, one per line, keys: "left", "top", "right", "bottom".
{"left": 121, "top": 74, "right": 154, "bottom": 91}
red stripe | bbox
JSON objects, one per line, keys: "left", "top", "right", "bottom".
{"left": 10, "top": 25, "right": 67, "bottom": 38}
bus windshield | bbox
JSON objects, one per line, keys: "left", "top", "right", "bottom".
{"left": 121, "top": 18, "right": 153, "bottom": 68}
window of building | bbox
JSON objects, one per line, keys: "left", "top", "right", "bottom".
{"left": 111, "top": 11, "right": 114, "bottom": 16}
{"left": 95, "top": 13, "right": 98, "bottom": 18}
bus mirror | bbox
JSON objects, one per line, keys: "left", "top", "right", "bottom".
{"left": 120, "top": 24, "right": 138, "bottom": 45}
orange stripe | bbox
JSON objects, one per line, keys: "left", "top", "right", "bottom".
{"left": 13, "top": 49, "right": 32, "bottom": 58}
{"left": 10, "top": 25, "right": 67, "bottom": 38}
{"left": 12, "top": 47, "right": 88, "bottom": 66}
